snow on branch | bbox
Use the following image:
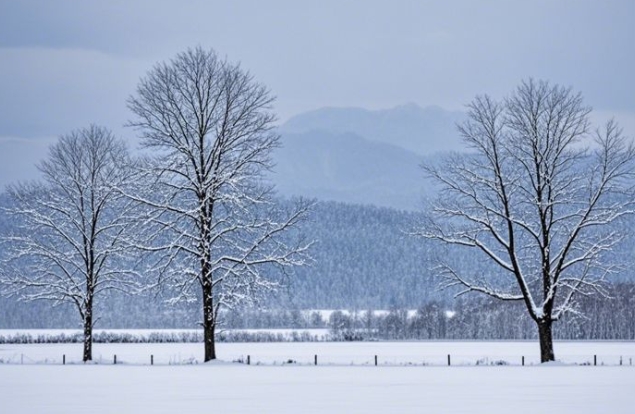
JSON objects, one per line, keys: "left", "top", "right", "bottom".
{"left": 420, "top": 79, "right": 635, "bottom": 334}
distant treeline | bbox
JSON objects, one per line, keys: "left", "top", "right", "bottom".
{"left": 226, "top": 283, "right": 635, "bottom": 341}
{"left": 1, "top": 199, "right": 635, "bottom": 341}
{"left": 0, "top": 330, "right": 326, "bottom": 345}
{"left": 1, "top": 282, "right": 633, "bottom": 343}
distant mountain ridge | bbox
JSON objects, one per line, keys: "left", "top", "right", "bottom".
{"left": 271, "top": 130, "right": 431, "bottom": 210}
{"left": 269, "top": 104, "right": 463, "bottom": 210}
{"left": 280, "top": 103, "right": 465, "bottom": 155}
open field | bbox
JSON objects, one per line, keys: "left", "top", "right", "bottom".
{"left": 2, "top": 341, "right": 635, "bottom": 413}
{"left": 2, "top": 363, "right": 635, "bottom": 413}
{"left": 1, "top": 340, "right": 634, "bottom": 366}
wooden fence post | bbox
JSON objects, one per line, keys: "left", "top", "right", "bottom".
{"left": 63, "top": 354, "right": 66, "bottom": 365}
{"left": 447, "top": 354, "right": 451, "bottom": 366}
{"left": 151, "top": 355, "right": 154, "bottom": 365}
{"left": 314, "top": 355, "right": 317, "bottom": 366}
{"left": 375, "top": 355, "right": 378, "bottom": 366}
{"left": 594, "top": 355, "right": 597, "bottom": 366}
{"left": 522, "top": 356, "right": 524, "bottom": 366}
{"left": 247, "top": 355, "right": 250, "bottom": 365}
{"left": 114, "top": 354, "right": 117, "bottom": 365}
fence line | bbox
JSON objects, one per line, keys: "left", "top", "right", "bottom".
{"left": 1, "top": 352, "right": 634, "bottom": 367}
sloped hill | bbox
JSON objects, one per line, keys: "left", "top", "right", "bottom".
{"left": 281, "top": 103, "right": 465, "bottom": 155}
{"left": 271, "top": 130, "right": 433, "bottom": 210}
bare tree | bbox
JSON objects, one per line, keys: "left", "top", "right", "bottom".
{"left": 127, "top": 47, "right": 312, "bottom": 362}
{"left": 0, "top": 125, "right": 140, "bottom": 361}
{"left": 422, "top": 79, "right": 635, "bottom": 362}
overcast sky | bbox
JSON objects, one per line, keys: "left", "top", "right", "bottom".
{"left": 1, "top": 0, "right": 634, "bottom": 187}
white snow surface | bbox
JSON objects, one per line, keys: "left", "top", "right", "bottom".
{"left": 2, "top": 341, "right": 635, "bottom": 413}
{"left": 1, "top": 340, "right": 633, "bottom": 366}
{"left": 2, "top": 363, "right": 634, "bottom": 413}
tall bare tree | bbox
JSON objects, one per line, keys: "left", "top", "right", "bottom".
{"left": 422, "top": 79, "right": 635, "bottom": 362}
{"left": 127, "top": 47, "right": 311, "bottom": 362}
{"left": 0, "top": 125, "right": 140, "bottom": 361}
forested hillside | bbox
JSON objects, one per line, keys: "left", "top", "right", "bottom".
{"left": 2, "top": 196, "right": 634, "bottom": 334}
{"left": 0, "top": 199, "right": 447, "bottom": 328}
{"left": 284, "top": 200, "right": 442, "bottom": 309}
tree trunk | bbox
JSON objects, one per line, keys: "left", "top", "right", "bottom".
{"left": 82, "top": 298, "right": 93, "bottom": 362}
{"left": 202, "top": 282, "right": 216, "bottom": 362}
{"left": 537, "top": 319, "right": 555, "bottom": 363}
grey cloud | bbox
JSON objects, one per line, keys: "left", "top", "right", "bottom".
{"left": 0, "top": 0, "right": 634, "bottom": 186}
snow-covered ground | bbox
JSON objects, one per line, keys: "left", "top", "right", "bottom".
{"left": 2, "top": 363, "right": 634, "bottom": 413}
{"left": 2, "top": 342, "right": 635, "bottom": 413}
{"left": 1, "top": 340, "right": 634, "bottom": 366}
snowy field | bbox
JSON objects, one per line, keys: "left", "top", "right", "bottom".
{"left": 2, "top": 362, "right": 635, "bottom": 413}
{"left": 2, "top": 341, "right": 635, "bottom": 413}
{"left": 1, "top": 340, "right": 634, "bottom": 366}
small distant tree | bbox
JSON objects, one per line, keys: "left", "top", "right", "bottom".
{"left": 422, "top": 79, "right": 635, "bottom": 362}
{"left": 381, "top": 307, "right": 408, "bottom": 339}
{"left": 0, "top": 126, "right": 139, "bottom": 361}
{"left": 309, "top": 311, "right": 325, "bottom": 328}
{"left": 363, "top": 309, "right": 375, "bottom": 338}
{"left": 328, "top": 310, "right": 355, "bottom": 339}
{"left": 127, "top": 47, "right": 312, "bottom": 362}
{"left": 289, "top": 308, "right": 305, "bottom": 329}
{"left": 411, "top": 302, "right": 447, "bottom": 339}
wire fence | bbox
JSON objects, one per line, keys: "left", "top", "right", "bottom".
{"left": 1, "top": 350, "right": 634, "bottom": 367}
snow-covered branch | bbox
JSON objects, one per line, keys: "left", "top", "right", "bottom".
{"left": 419, "top": 79, "right": 635, "bottom": 362}
{"left": 126, "top": 47, "right": 313, "bottom": 361}
{"left": 0, "top": 125, "right": 143, "bottom": 361}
